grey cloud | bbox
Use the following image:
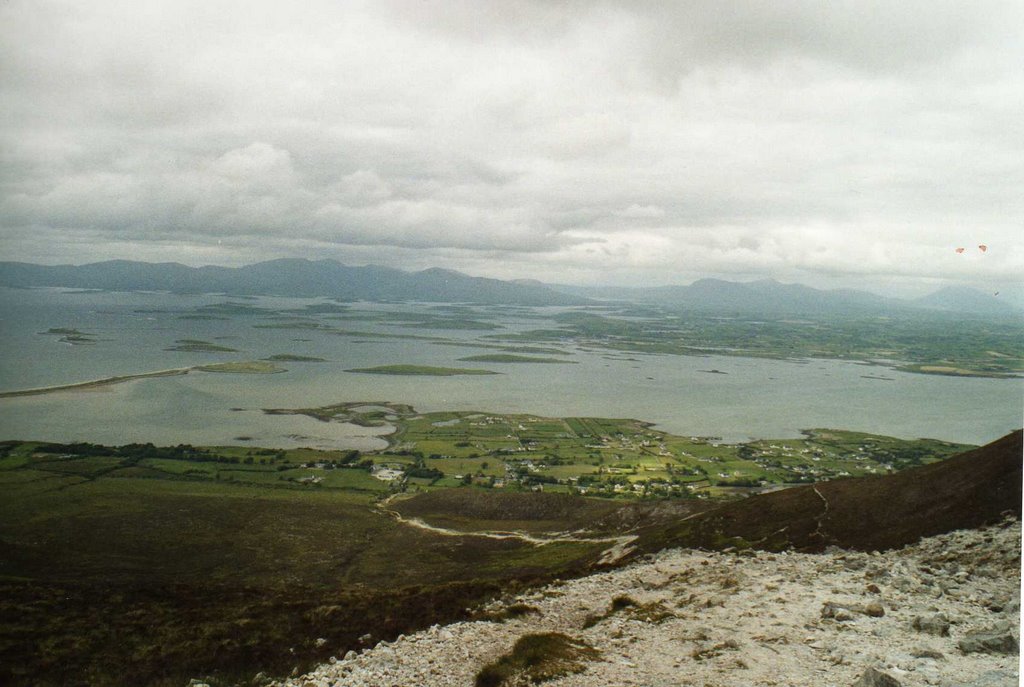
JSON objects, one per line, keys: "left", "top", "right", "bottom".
{"left": 378, "top": 1, "right": 1021, "bottom": 79}
{"left": 1, "top": 139, "right": 579, "bottom": 253}
{"left": 1, "top": 0, "right": 1021, "bottom": 296}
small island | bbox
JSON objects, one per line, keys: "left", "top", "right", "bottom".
{"left": 345, "top": 365, "right": 499, "bottom": 376}
{"left": 165, "top": 339, "right": 239, "bottom": 353}
{"left": 39, "top": 327, "right": 97, "bottom": 345}
{"left": 458, "top": 354, "right": 575, "bottom": 364}
{"left": 262, "top": 354, "right": 327, "bottom": 362}
{"left": 194, "top": 361, "right": 285, "bottom": 374}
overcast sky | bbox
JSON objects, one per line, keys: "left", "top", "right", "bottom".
{"left": 1, "top": 0, "right": 1021, "bottom": 297}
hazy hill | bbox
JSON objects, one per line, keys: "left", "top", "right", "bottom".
{"left": 0, "top": 259, "right": 590, "bottom": 306}
{"left": 552, "top": 278, "right": 1020, "bottom": 318}
{"left": 913, "top": 285, "right": 1019, "bottom": 316}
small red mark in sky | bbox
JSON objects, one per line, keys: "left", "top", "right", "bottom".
{"left": 978, "top": 244, "right": 988, "bottom": 252}
{"left": 955, "top": 247, "right": 965, "bottom": 253}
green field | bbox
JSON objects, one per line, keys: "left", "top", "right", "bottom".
{"left": 393, "top": 409, "right": 971, "bottom": 497}
{"left": 259, "top": 402, "right": 974, "bottom": 499}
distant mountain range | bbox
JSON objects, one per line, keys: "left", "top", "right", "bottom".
{"left": 0, "top": 259, "right": 589, "bottom": 307}
{"left": 547, "top": 278, "right": 1020, "bottom": 318}
{"left": 0, "top": 259, "right": 1019, "bottom": 317}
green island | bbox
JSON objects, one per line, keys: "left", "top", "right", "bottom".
{"left": 38, "top": 327, "right": 97, "bottom": 345}
{"left": 164, "top": 339, "right": 240, "bottom": 353}
{"left": 194, "top": 361, "right": 285, "bottom": 374}
{"left": 262, "top": 354, "right": 327, "bottom": 362}
{"left": 0, "top": 401, "right": 985, "bottom": 686}
{"left": 345, "top": 365, "right": 499, "bottom": 376}
{"left": 458, "top": 354, "right": 575, "bottom": 364}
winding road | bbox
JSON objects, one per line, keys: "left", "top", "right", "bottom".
{"left": 375, "top": 494, "right": 638, "bottom": 564}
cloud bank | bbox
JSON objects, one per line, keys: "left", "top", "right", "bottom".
{"left": 1, "top": 0, "right": 1021, "bottom": 295}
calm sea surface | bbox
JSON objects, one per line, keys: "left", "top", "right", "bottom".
{"left": 0, "top": 287, "right": 1020, "bottom": 448}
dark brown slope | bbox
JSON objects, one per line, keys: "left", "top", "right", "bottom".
{"left": 636, "top": 430, "right": 1022, "bottom": 555}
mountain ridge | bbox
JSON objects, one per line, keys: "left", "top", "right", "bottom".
{"left": 0, "top": 259, "right": 1019, "bottom": 316}
{"left": 0, "top": 259, "right": 589, "bottom": 306}
{"left": 548, "top": 277, "right": 1020, "bottom": 317}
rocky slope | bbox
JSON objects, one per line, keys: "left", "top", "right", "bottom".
{"left": 279, "top": 519, "right": 1020, "bottom": 687}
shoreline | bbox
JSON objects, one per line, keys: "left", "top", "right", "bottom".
{"left": 0, "top": 368, "right": 192, "bottom": 398}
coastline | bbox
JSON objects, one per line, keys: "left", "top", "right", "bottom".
{"left": 0, "top": 368, "right": 192, "bottom": 398}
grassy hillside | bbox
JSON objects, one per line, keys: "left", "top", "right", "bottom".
{"left": 634, "top": 430, "right": 1022, "bottom": 555}
{"left": 0, "top": 442, "right": 602, "bottom": 687}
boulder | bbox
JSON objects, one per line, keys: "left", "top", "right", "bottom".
{"left": 853, "top": 666, "right": 902, "bottom": 687}
{"left": 958, "top": 623, "right": 1019, "bottom": 655}
{"left": 911, "top": 614, "right": 950, "bottom": 636}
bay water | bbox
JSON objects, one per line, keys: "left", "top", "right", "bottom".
{"left": 1, "top": 287, "right": 1020, "bottom": 449}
